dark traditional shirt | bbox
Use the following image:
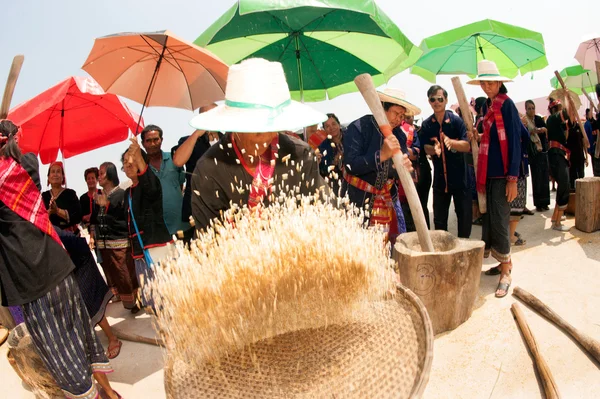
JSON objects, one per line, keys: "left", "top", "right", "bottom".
{"left": 191, "top": 133, "right": 326, "bottom": 231}
{"left": 343, "top": 115, "right": 403, "bottom": 207}
{"left": 79, "top": 189, "right": 102, "bottom": 224}
{"left": 42, "top": 188, "right": 82, "bottom": 230}
{"left": 171, "top": 132, "right": 224, "bottom": 223}
{"left": 125, "top": 166, "right": 172, "bottom": 259}
{"left": 419, "top": 110, "right": 468, "bottom": 191}
{"left": 547, "top": 110, "right": 569, "bottom": 158}
{"left": 91, "top": 187, "right": 129, "bottom": 248}
{"left": 584, "top": 120, "right": 597, "bottom": 156}
{"left": 481, "top": 98, "right": 522, "bottom": 179}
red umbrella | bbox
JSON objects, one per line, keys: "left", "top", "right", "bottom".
{"left": 8, "top": 76, "right": 143, "bottom": 164}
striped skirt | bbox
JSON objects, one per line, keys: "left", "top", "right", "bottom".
{"left": 22, "top": 274, "right": 112, "bottom": 399}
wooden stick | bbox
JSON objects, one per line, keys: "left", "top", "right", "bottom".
{"left": 513, "top": 287, "right": 600, "bottom": 364}
{"left": 0, "top": 55, "right": 24, "bottom": 119}
{"left": 596, "top": 61, "right": 600, "bottom": 86}
{"left": 354, "top": 74, "right": 434, "bottom": 252}
{"left": 511, "top": 303, "right": 561, "bottom": 399}
{"left": 111, "top": 326, "right": 164, "bottom": 347}
{"left": 451, "top": 77, "right": 487, "bottom": 214}
{"left": 581, "top": 88, "right": 598, "bottom": 113}
{"left": 554, "top": 70, "right": 590, "bottom": 150}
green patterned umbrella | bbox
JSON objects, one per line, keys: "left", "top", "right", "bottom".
{"left": 550, "top": 65, "right": 597, "bottom": 95}
{"left": 411, "top": 19, "right": 548, "bottom": 83}
{"left": 195, "top": 0, "right": 422, "bottom": 102}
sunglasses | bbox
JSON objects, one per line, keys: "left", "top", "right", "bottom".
{"left": 429, "top": 96, "right": 445, "bottom": 103}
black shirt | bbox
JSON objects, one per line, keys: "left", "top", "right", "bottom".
{"left": 419, "top": 111, "right": 469, "bottom": 191}
{"left": 91, "top": 187, "right": 129, "bottom": 243}
{"left": 42, "top": 188, "right": 82, "bottom": 230}
{"left": 172, "top": 132, "right": 223, "bottom": 223}
{"left": 125, "top": 166, "right": 172, "bottom": 258}
{"left": 191, "top": 133, "right": 326, "bottom": 231}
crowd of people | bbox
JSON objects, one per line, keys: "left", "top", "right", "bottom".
{"left": 1, "top": 56, "right": 599, "bottom": 398}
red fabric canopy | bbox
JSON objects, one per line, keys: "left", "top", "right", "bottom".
{"left": 9, "top": 76, "right": 143, "bottom": 164}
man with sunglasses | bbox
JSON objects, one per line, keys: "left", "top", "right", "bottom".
{"left": 419, "top": 85, "right": 472, "bottom": 238}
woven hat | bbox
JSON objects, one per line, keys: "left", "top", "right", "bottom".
{"left": 164, "top": 284, "right": 433, "bottom": 399}
{"left": 189, "top": 58, "right": 327, "bottom": 133}
{"left": 377, "top": 88, "right": 421, "bottom": 116}
{"left": 467, "top": 60, "right": 513, "bottom": 85}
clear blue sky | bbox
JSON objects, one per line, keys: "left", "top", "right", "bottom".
{"left": 1, "top": 0, "right": 597, "bottom": 195}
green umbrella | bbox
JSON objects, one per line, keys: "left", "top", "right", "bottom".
{"left": 550, "top": 65, "right": 597, "bottom": 95}
{"left": 195, "top": 0, "right": 422, "bottom": 102}
{"left": 411, "top": 19, "right": 548, "bottom": 83}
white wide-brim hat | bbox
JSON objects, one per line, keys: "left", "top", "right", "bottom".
{"left": 377, "top": 88, "right": 421, "bottom": 116}
{"left": 189, "top": 58, "right": 327, "bottom": 133}
{"left": 467, "top": 60, "right": 513, "bottom": 85}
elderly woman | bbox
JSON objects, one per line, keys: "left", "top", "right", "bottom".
{"left": 467, "top": 61, "right": 521, "bottom": 298}
{"left": 122, "top": 138, "right": 173, "bottom": 308}
{"left": 91, "top": 162, "right": 140, "bottom": 312}
{"left": 42, "top": 162, "right": 82, "bottom": 234}
{"left": 0, "top": 120, "right": 120, "bottom": 399}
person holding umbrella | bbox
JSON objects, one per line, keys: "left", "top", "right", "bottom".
{"left": 468, "top": 60, "right": 521, "bottom": 298}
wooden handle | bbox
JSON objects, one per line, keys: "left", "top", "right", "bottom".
{"left": 581, "top": 88, "right": 598, "bottom": 113}
{"left": 511, "top": 303, "right": 561, "bottom": 399}
{"left": 596, "top": 61, "right": 600, "bottom": 85}
{"left": 354, "top": 74, "right": 434, "bottom": 252}
{"left": 553, "top": 70, "right": 590, "bottom": 149}
{"left": 513, "top": 287, "right": 600, "bottom": 364}
{"left": 0, "top": 55, "right": 24, "bottom": 119}
{"left": 451, "top": 77, "right": 487, "bottom": 214}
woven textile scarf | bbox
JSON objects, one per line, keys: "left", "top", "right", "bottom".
{"left": 232, "top": 135, "right": 278, "bottom": 209}
{"left": 0, "top": 157, "right": 62, "bottom": 246}
{"left": 477, "top": 94, "right": 509, "bottom": 194}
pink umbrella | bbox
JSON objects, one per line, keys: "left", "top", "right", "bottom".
{"left": 515, "top": 94, "right": 591, "bottom": 119}
{"left": 9, "top": 76, "right": 143, "bottom": 164}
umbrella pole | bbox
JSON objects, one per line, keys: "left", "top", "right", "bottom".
{"left": 293, "top": 33, "right": 308, "bottom": 142}
{"left": 135, "top": 42, "right": 168, "bottom": 135}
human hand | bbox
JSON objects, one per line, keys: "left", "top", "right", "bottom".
{"left": 506, "top": 180, "right": 517, "bottom": 202}
{"left": 96, "top": 193, "right": 107, "bottom": 207}
{"left": 82, "top": 214, "right": 90, "bottom": 223}
{"left": 89, "top": 237, "right": 95, "bottom": 251}
{"left": 430, "top": 137, "right": 442, "bottom": 157}
{"left": 401, "top": 153, "right": 413, "bottom": 173}
{"left": 443, "top": 135, "right": 455, "bottom": 151}
{"left": 381, "top": 135, "right": 401, "bottom": 162}
{"left": 48, "top": 198, "right": 58, "bottom": 214}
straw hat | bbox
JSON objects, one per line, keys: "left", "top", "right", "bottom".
{"left": 377, "top": 88, "right": 421, "bottom": 116}
{"left": 467, "top": 60, "right": 513, "bottom": 85}
{"left": 189, "top": 58, "right": 327, "bottom": 133}
{"left": 164, "top": 285, "right": 433, "bottom": 399}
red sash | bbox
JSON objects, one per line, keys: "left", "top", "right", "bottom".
{"left": 343, "top": 171, "right": 395, "bottom": 230}
{"left": 549, "top": 141, "right": 571, "bottom": 161}
{"left": 477, "top": 94, "right": 510, "bottom": 194}
{"left": 232, "top": 136, "right": 278, "bottom": 209}
{"left": 0, "top": 157, "right": 62, "bottom": 246}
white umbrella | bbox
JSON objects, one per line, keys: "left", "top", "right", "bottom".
{"left": 574, "top": 35, "right": 600, "bottom": 72}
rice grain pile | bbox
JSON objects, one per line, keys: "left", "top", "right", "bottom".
{"left": 148, "top": 193, "right": 396, "bottom": 368}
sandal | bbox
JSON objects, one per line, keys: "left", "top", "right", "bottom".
{"left": 472, "top": 217, "right": 483, "bottom": 226}
{"left": 552, "top": 224, "right": 570, "bottom": 232}
{"left": 484, "top": 266, "right": 512, "bottom": 276}
{"left": 523, "top": 208, "right": 535, "bottom": 216}
{"left": 511, "top": 237, "right": 526, "bottom": 246}
{"left": 495, "top": 275, "right": 512, "bottom": 298}
{"left": 106, "top": 340, "right": 122, "bottom": 359}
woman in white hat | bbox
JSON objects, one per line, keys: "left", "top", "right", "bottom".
{"left": 343, "top": 88, "right": 417, "bottom": 244}
{"left": 468, "top": 60, "right": 522, "bottom": 298}
{"left": 189, "top": 58, "right": 329, "bottom": 230}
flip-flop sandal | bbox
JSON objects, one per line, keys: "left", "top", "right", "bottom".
{"left": 512, "top": 237, "right": 526, "bottom": 246}
{"left": 552, "top": 224, "right": 570, "bottom": 232}
{"left": 495, "top": 277, "right": 511, "bottom": 298}
{"left": 106, "top": 340, "right": 122, "bottom": 359}
{"left": 514, "top": 231, "right": 522, "bottom": 238}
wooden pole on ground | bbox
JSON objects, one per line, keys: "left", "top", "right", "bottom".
{"left": 511, "top": 303, "right": 561, "bottom": 399}
{"left": 513, "top": 287, "right": 600, "bottom": 364}
{"left": 451, "top": 77, "right": 486, "bottom": 214}
{"left": 354, "top": 74, "right": 434, "bottom": 252}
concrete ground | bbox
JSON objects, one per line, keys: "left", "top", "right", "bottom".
{"left": 2, "top": 166, "right": 599, "bottom": 398}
